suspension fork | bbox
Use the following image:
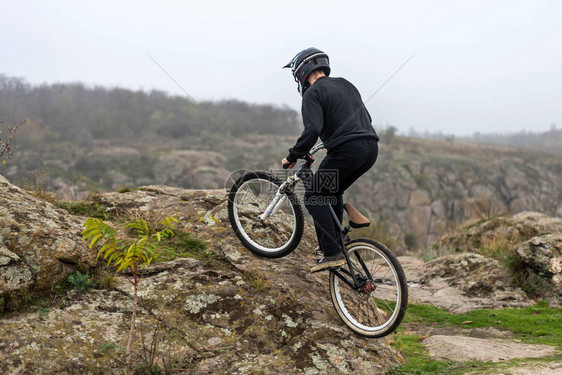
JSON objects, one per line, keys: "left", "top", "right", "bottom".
{"left": 258, "top": 154, "right": 315, "bottom": 221}
{"left": 259, "top": 147, "right": 320, "bottom": 221}
{"left": 258, "top": 183, "right": 289, "bottom": 221}
{"left": 258, "top": 175, "right": 302, "bottom": 221}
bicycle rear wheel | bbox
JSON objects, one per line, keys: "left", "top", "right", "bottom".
{"left": 228, "top": 171, "right": 304, "bottom": 258}
{"left": 329, "top": 238, "right": 408, "bottom": 337}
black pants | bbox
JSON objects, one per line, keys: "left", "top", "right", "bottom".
{"left": 304, "top": 138, "right": 378, "bottom": 256}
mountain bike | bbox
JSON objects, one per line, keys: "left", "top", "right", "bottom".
{"left": 227, "top": 143, "right": 407, "bottom": 337}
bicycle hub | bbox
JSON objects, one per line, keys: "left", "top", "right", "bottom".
{"left": 360, "top": 281, "right": 376, "bottom": 293}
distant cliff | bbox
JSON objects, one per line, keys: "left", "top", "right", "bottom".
{"left": 347, "top": 136, "right": 561, "bottom": 251}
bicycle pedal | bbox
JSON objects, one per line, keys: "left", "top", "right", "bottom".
{"left": 313, "top": 248, "right": 324, "bottom": 257}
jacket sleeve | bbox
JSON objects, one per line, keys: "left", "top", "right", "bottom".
{"left": 286, "top": 90, "right": 323, "bottom": 162}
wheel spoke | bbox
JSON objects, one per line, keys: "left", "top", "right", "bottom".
{"left": 330, "top": 240, "right": 407, "bottom": 337}
{"left": 229, "top": 173, "right": 303, "bottom": 257}
{"left": 365, "top": 298, "right": 374, "bottom": 327}
{"left": 370, "top": 256, "right": 385, "bottom": 277}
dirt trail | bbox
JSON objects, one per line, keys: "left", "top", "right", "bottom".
{"left": 423, "top": 335, "right": 556, "bottom": 362}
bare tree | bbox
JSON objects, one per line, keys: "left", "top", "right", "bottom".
{"left": 0, "top": 120, "right": 25, "bottom": 160}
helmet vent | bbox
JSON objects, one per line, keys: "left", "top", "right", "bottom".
{"left": 284, "top": 48, "right": 330, "bottom": 97}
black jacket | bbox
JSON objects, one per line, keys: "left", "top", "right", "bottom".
{"left": 286, "top": 76, "right": 379, "bottom": 163}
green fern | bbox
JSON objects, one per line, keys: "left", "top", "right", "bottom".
{"left": 81, "top": 215, "right": 181, "bottom": 370}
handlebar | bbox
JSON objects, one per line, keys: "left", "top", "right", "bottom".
{"left": 283, "top": 143, "right": 325, "bottom": 170}
{"left": 309, "top": 142, "right": 325, "bottom": 155}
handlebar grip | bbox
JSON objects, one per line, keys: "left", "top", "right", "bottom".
{"left": 282, "top": 162, "right": 291, "bottom": 169}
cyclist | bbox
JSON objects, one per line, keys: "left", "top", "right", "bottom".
{"left": 281, "top": 47, "right": 379, "bottom": 272}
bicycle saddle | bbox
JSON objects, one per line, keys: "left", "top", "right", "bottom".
{"left": 344, "top": 203, "right": 371, "bottom": 228}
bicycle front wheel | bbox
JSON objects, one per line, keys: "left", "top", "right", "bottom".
{"left": 329, "top": 238, "right": 408, "bottom": 337}
{"left": 228, "top": 171, "right": 304, "bottom": 258}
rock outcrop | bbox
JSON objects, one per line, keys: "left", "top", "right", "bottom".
{"left": 423, "top": 335, "right": 556, "bottom": 362}
{"left": 0, "top": 175, "right": 96, "bottom": 307}
{"left": 0, "top": 184, "right": 400, "bottom": 374}
{"left": 435, "top": 212, "right": 562, "bottom": 252}
{"left": 400, "top": 254, "right": 531, "bottom": 313}
{"left": 433, "top": 211, "right": 562, "bottom": 306}
{"left": 515, "top": 234, "right": 561, "bottom": 305}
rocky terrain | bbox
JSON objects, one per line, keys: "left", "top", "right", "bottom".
{"left": 1, "top": 175, "right": 560, "bottom": 374}
{"left": 0, "top": 175, "right": 96, "bottom": 301}
{"left": 401, "top": 254, "right": 532, "bottom": 314}
{"left": 0, "top": 177, "right": 399, "bottom": 374}
{"left": 435, "top": 211, "right": 562, "bottom": 305}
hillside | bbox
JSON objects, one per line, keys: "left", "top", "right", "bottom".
{"left": 1, "top": 76, "right": 561, "bottom": 252}
{"left": 0, "top": 176, "right": 399, "bottom": 374}
{"left": 1, "top": 175, "right": 560, "bottom": 374}
{"left": 4, "top": 134, "right": 560, "bottom": 253}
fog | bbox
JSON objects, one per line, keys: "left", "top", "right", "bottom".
{"left": 2, "top": 0, "right": 561, "bottom": 135}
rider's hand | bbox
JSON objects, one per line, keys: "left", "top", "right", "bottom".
{"left": 281, "top": 158, "right": 296, "bottom": 169}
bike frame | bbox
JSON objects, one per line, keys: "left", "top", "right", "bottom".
{"left": 258, "top": 142, "right": 323, "bottom": 221}
{"left": 260, "top": 143, "right": 373, "bottom": 291}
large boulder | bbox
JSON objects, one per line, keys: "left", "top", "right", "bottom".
{"left": 422, "top": 253, "right": 524, "bottom": 298}
{"left": 431, "top": 211, "right": 561, "bottom": 305}
{"left": 514, "top": 234, "right": 561, "bottom": 305}
{"left": 400, "top": 253, "right": 531, "bottom": 313}
{"left": 0, "top": 174, "right": 96, "bottom": 306}
{"left": 435, "top": 212, "right": 562, "bottom": 253}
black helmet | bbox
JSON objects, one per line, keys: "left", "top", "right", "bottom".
{"left": 283, "top": 47, "right": 330, "bottom": 96}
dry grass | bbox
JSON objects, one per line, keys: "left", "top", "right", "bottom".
{"left": 348, "top": 219, "right": 398, "bottom": 252}
{"left": 244, "top": 269, "right": 273, "bottom": 293}
{"left": 92, "top": 268, "right": 120, "bottom": 290}
{"left": 478, "top": 227, "right": 523, "bottom": 260}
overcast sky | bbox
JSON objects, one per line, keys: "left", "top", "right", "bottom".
{"left": 2, "top": 0, "right": 561, "bottom": 135}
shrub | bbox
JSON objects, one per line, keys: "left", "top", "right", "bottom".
{"left": 155, "top": 232, "right": 208, "bottom": 262}
{"left": 58, "top": 201, "right": 113, "bottom": 219}
{"left": 92, "top": 268, "right": 119, "bottom": 290}
{"left": 99, "top": 341, "right": 122, "bottom": 355}
{"left": 82, "top": 216, "right": 182, "bottom": 373}
{"left": 67, "top": 271, "right": 92, "bottom": 292}
{"left": 404, "top": 232, "right": 417, "bottom": 251}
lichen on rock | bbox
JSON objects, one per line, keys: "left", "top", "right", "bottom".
{"left": 0, "top": 174, "right": 96, "bottom": 305}
{"left": 0, "top": 185, "right": 401, "bottom": 374}
{"left": 514, "top": 234, "right": 562, "bottom": 305}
